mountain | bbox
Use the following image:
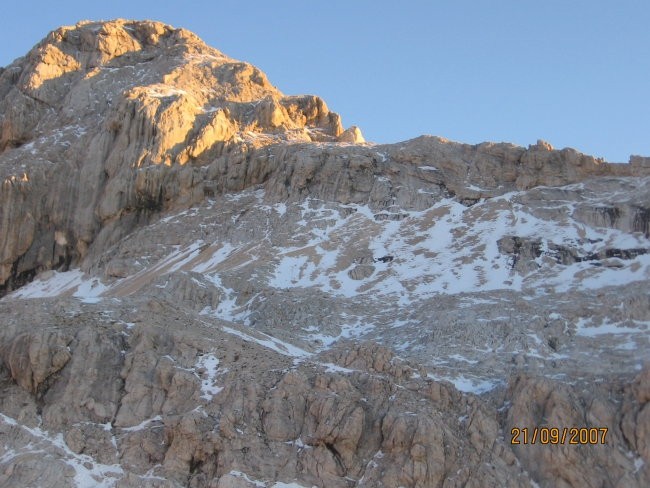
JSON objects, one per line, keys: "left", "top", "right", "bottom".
{"left": 0, "top": 19, "right": 648, "bottom": 488}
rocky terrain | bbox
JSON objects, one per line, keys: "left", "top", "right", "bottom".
{"left": 0, "top": 19, "right": 648, "bottom": 487}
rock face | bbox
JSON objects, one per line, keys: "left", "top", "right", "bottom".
{"left": 0, "top": 19, "right": 350, "bottom": 292}
{"left": 1, "top": 20, "right": 647, "bottom": 295}
{"left": 1, "top": 19, "right": 649, "bottom": 488}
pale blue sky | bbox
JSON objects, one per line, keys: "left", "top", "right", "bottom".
{"left": 1, "top": 1, "right": 648, "bottom": 162}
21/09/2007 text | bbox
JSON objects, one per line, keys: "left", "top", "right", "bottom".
{"left": 511, "top": 427, "right": 608, "bottom": 445}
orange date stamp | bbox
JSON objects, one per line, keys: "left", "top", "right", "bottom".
{"left": 510, "top": 427, "right": 608, "bottom": 445}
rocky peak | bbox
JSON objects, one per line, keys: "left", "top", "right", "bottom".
{"left": 30, "top": 19, "right": 208, "bottom": 72}
{"left": 0, "top": 20, "right": 367, "bottom": 290}
{"left": 0, "top": 19, "right": 358, "bottom": 156}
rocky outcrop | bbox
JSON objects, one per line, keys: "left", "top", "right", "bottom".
{"left": 630, "top": 155, "right": 650, "bottom": 170}
{"left": 0, "top": 302, "right": 636, "bottom": 487}
{"left": 504, "top": 370, "right": 650, "bottom": 488}
{"left": 0, "top": 19, "right": 354, "bottom": 293}
{"left": 1, "top": 19, "right": 649, "bottom": 488}
{"left": 498, "top": 234, "right": 649, "bottom": 271}
{"left": 1, "top": 297, "right": 647, "bottom": 487}
{"left": 0, "top": 330, "right": 72, "bottom": 393}
{"left": 1, "top": 20, "right": 649, "bottom": 294}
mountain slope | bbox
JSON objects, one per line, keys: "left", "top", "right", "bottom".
{"left": 0, "top": 19, "right": 649, "bottom": 488}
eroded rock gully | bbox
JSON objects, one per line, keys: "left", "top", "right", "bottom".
{"left": 1, "top": 19, "right": 649, "bottom": 488}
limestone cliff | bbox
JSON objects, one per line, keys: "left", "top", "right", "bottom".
{"left": 1, "top": 19, "right": 649, "bottom": 488}
{"left": 0, "top": 19, "right": 356, "bottom": 292}
{"left": 1, "top": 20, "right": 646, "bottom": 295}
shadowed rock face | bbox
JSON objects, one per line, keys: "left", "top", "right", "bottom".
{"left": 0, "top": 20, "right": 649, "bottom": 488}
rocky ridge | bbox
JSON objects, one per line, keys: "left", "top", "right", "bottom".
{"left": 0, "top": 19, "right": 649, "bottom": 488}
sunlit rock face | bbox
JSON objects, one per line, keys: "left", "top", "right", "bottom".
{"left": 0, "top": 19, "right": 649, "bottom": 488}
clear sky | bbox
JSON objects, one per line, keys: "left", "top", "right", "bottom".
{"left": 1, "top": 1, "right": 648, "bottom": 162}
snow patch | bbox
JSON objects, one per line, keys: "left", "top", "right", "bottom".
{"left": 0, "top": 413, "right": 123, "bottom": 487}
{"left": 428, "top": 373, "right": 500, "bottom": 394}
{"left": 575, "top": 318, "right": 648, "bottom": 337}
{"left": 195, "top": 354, "right": 223, "bottom": 401}
{"left": 5, "top": 269, "right": 108, "bottom": 303}
{"left": 120, "top": 416, "right": 163, "bottom": 432}
{"left": 146, "top": 85, "right": 187, "bottom": 98}
{"left": 221, "top": 326, "right": 311, "bottom": 359}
